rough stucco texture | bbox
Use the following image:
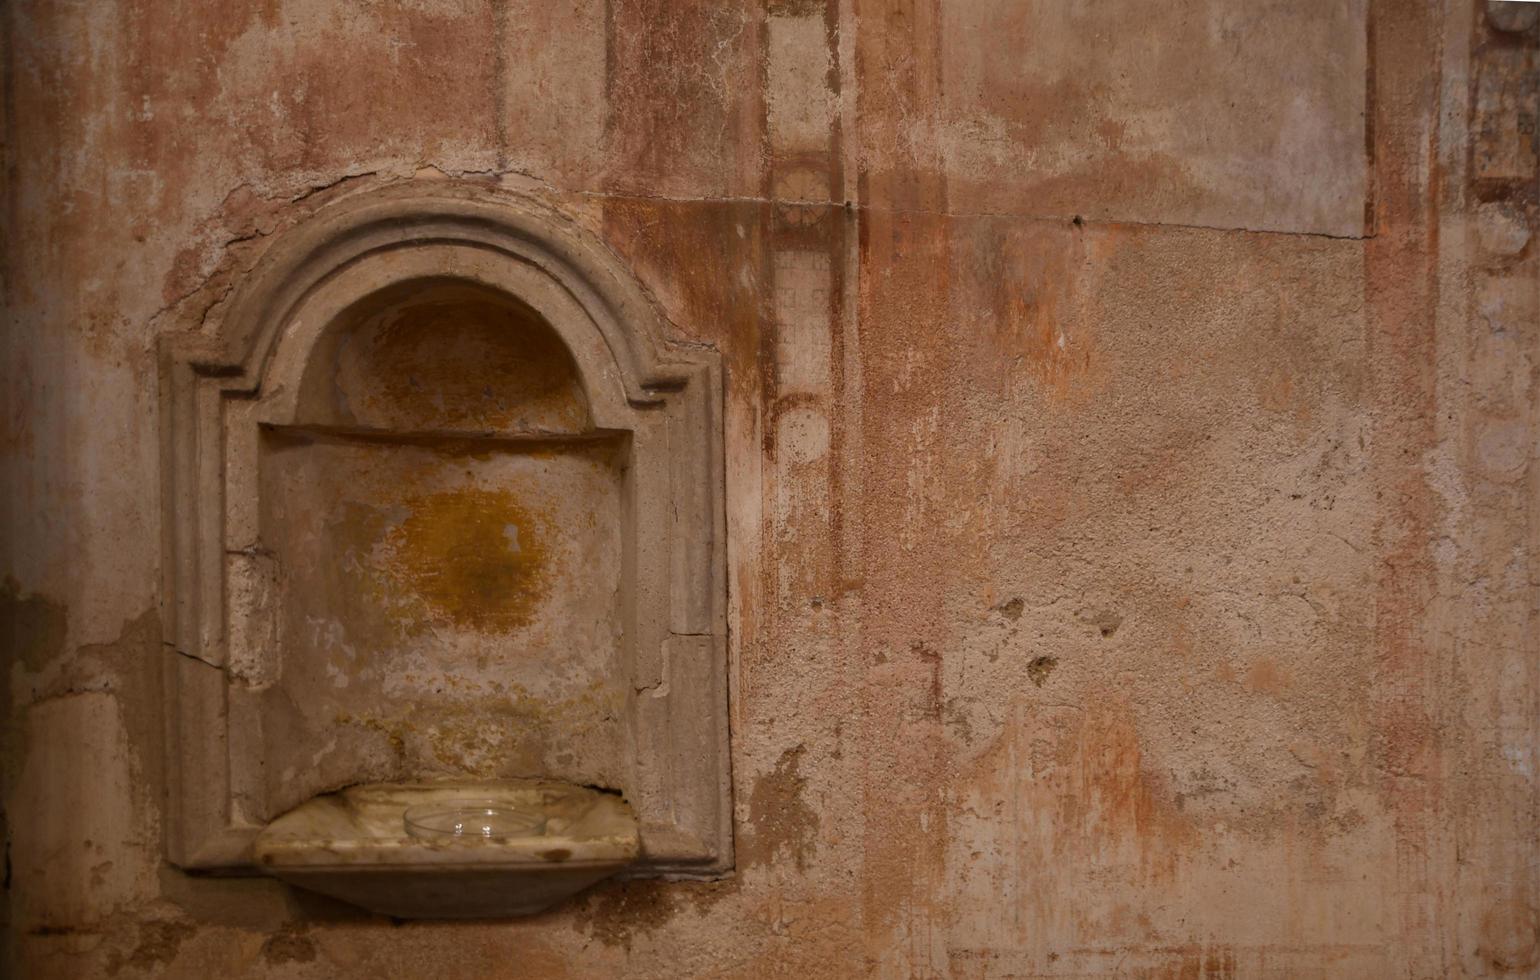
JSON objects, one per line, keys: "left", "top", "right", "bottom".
{"left": 2, "top": 0, "right": 1537, "bottom": 978}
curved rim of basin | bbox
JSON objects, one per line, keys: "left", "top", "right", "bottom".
{"left": 253, "top": 778, "right": 640, "bottom": 872}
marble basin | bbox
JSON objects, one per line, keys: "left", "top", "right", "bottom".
{"left": 253, "top": 779, "right": 639, "bottom": 918}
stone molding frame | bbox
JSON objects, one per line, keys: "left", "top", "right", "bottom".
{"left": 159, "top": 181, "right": 731, "bottom": 876}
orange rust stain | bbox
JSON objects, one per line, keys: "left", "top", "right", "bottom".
{"left": 1133, "top": 944, "right": 1238, "bottom": 980}
{"left": 1002, "top": 282, "right": 1088, "bottom": 394}
{"left": 602, "top": 1, "right": 750, "bottom": 194}
{"left": 964, "top": 696, "right": 1198, "bottom": 885}
{"left": 967, "top": 221, "right": 1102, "bottom": 405}
{"left": 598, "top": 198, "right": 767, "bottom": 403}
{"left": 1081, "top": 703, "right": 1193, "bottom": 862}
{"left": 381, "top": 488, "right": 551, "bottom": 633}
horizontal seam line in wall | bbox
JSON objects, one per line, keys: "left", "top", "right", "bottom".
{"left": 569, "top": 188, "right": 1372, "bottom": 242}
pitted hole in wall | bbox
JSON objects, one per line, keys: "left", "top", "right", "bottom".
{"left": 1026, "top": 656, "right": 1058, "bottom": 687}
{"left": 994, "top": 596, "right": 1025, "bottom": 621}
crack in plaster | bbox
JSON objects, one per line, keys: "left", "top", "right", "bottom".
{"left": 163, "top": 641, "right": 219, "bottom": 672}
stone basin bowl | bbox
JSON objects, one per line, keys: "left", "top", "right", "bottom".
{"left": 253, "top": 779, "right": 639, "bottom": 918}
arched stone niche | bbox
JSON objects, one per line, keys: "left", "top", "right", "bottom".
{"left": 161, "top": 183, "right": 729, "bottom": 878}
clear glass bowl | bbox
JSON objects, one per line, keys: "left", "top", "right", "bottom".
{"left": 402, "top": 800, "right": 545, "bottom": 840}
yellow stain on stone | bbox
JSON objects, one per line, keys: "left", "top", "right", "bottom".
{"left": 380, "top": 487, "right": 552, "bottom": 633}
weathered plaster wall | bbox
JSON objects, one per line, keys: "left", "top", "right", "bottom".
{"left": 1, "top": 0, "right": 1536, "bottom": 977}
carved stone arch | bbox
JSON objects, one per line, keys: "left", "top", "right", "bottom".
{"left": 161, "top": 182, "right": 730, "bottom": 876}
